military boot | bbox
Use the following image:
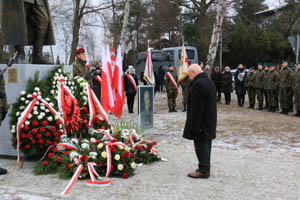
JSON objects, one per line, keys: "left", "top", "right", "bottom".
{"left": 294, "top": 110, "right": 300, "bottom": 117}
{"left": 172, "top": 107, "right": 177, "bottom": 112}
{"left": 169, "top": 107, "right": 172, "bottom": 113}
{"left": 258, "top": 105, "right": 263, "bottom": 110}
{"left": 0, "top": 167, "right": 7, "bottom": 175}
{"left": 182, "top": 104, "right": 186, "bottom": 112}
{"left": 280, "top": 109, "right": 288, "bottom": 115}
{"left": 32, "top": 32, "right": 53, "bottom": 64}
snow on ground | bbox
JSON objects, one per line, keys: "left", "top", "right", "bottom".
{"left": 0, "top": 92, "right": 300, "bottom": 199}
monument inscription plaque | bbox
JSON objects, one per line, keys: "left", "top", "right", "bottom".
{"left": 7, "top": 68, "right": 18, "bottom": 83}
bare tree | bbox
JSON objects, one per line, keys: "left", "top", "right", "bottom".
{"left": 119, "top": 0, "right": 131, "bottom": 58}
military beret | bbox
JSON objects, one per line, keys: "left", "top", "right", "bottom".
{"left": 269, "top": 63, "right": 275, "bottom": 67}
{"left": 95, "top": 67, "right": 101, "bottom": 70}
{"left": 75, "top": 48, "right": 85, "bottom": 55}
{"left": 257, "top": 62, "right": 262, "bottom": 66}
{"left": 282, "top": 59, "right": 288, "bottom": 63}
{"left": 198, "top": 61, "right": 203, "bottom": 65}
{"left": 168, "top": 64, "right": 174, "bottom": 67}
{"left": 249, "top": 66, "right": 254, "bottom": 70}
{"left": 288, "top": 64, "right": 293, "bottom": 68}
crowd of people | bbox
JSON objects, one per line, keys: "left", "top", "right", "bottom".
{"left": 211, "top": 60, "right": 300, "bottom": 117}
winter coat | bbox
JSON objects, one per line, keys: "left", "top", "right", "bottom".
{"left": 92, "top": 72, "right": 102, "bottom": 101}
{"left": 221, "top": 71, "right": 233, "bottom": 93}
{"left": 234, "top": 69, "right": 247, "bottom": 95}
{"left": 124, "top": 73, "right": 139, "bottom": 96}
{"left": 211, "top": 71, "right": 222, "bottom": 89}
{"left": 183, "top": 73, "right": 217, "bottom": 141}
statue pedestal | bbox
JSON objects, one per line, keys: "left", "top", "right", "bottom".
{"left": 0, "top": 64, "right": 73, "bottom": 156}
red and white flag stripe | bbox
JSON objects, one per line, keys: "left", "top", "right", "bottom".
{"left": 166, "top": 72, "right": 180, "bottom": 94}
{"left": 126, "top": 74, "right": 137, "bottom": 92}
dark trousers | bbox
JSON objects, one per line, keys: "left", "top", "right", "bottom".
{"left": 216, "top": 87, "right": 222, "bottom": 102}
{"left": 263, "top": 90, "right": 269, "bottom": 108}
{"left": 194, "top": 140, "right": 212, "bottom": 174}
{"left": 127, "top": 94, "right": 135, "bottom": 112}
{"left": 224, "top": 93, "right": 231, "bottom": 104}
{"left": 237, "top": 94, "right": 245, "bottom": 107}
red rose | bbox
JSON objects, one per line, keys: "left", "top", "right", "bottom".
{"left": 48, "top": 153, "right": 53, "bottom": 158}
{"left": 24, "top": 125, "right": 29, "bottom": 131}
{"left": 32, "top": 129, "right": 38, "bottom": 134}
{"left": 85, "top": 124, "right": 89, "bottom": 129}
{"left": 113, "top": 134, "right": 117, "bottom": 138}
{"left": 31, "top": 139, "right": 36, "bottom": 144}
{"left": 56, "top": 120, "right": 61, "bottom": 125}
{"left": 53, "top": 148, "right": 58, "bottom": 153}
{"left": 110, "top": 146, "right": 116, "bottom": 152}
{"left": 63, "top": 151, "right": 69, "bottom": 156}
{"left": 47, "top": 141, "right": 53, "bottom": 145}
{"left": 130, "top": 153, "right": 135, "bottom": 159}
{"left": 38, "top": 139, "right": 44, "bottom": 144}
{"left": 58, "top": 131, "right": 63, "bottom": 135}
{"left": 111, "top": 165, "right": 114, "bottom": 171}
{"left": 56, "top": 156, "right": 61, "bottom": 162}
{"left": 26, "top": 133, "right": 32, "bottom": 139}
{"left": 83, "top": 107, "right": 88, "bottom": 113}
{"left": 12, "top": 138, "right": 17, "bottom": 143}
{"left": 122, "top": 172, "right": 129, "bottom": 179}
{"left": 147, "top": 146, "right": 151, "bottom": 150}
{"left": 132, "top": 136, "right": 137, "bottom": 141}
{"left": 36, "top": 134, "right": 42, "bottom": 139}
{"left": 112, "top": 139, "right": 118, "bottom": 143}
{"left": 43, "top": 161, "right": 48, "bottom": 166}
{"left": 83, "top": 116, "right": 87, "bottom": 120}
{"left": 21, "top": 133, "right": 27, "bottom": 139}
{"left": 99, "top": 163, "right": 105, "bottom": 168}
{"left": 124, "top": 142, "right": 127, "bottom": 145}
{"left": 32, "top": 120, "right": 38, "bottom": 126}
{"left": 46, "top": 132, "right": 51, "bottom": 137}
{"left": 101, "top": 126, "right": 106, "bottom": 129}
{"left": 50, "top": 126, "right": 56, "bottom": 132}
{"left": 80, "top": 155, "right": 89, "bottom": 162}
{"left": 153, "top": 142, "right": 157, "bottom": 145}
{"left": 136, "top": 146, "right": 142, "bottom": 151}
{"left": 24, "top": 144, "right": 31, "bottom": 149}
{"left": 40, "top": 127, "right": 46, "bottom": 132}
{"left": 84, "top": 121, "right": 88, "bottom": 125}
{"left": 39, "top": 145, "right": 44, "bottom": 149}
{"left": 96, "top": 120, "right": 101, "bottom": 124}
{"left": 54, "top": 132, "right": 59, "bottom": 137}
{"left": 55, "top": 137, "right": 60, "bottom": 141}
{"left": 66, "top": 163, "right": 71, "bottom": 169}
{"left": 42, "top": 121, "right": 48, "bottom": 126}
{"left": 96, "top": 139, "right": 101, "bottom": 144}
{"left": 123, "top": 152, "right": 129, "bottom": 158}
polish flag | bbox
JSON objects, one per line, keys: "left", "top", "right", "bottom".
{"left": 112, "top": 45, "right": 125, "bottom": 118}
{"left": 111, "top": 45, "right": 116, "bottom": 72}
{"left": 101, "top": 48, "right": 115, "bottom": 113}
{"left": 106, "top": 44, "right": 113, "bottom": 82}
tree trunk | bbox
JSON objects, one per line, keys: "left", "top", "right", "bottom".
{"left": 205, "top": 0, "right": 226, "bottom": 78}
{"left": 120, "top": 0, "right": 131, "bottom": 58}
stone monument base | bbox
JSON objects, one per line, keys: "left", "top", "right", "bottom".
{"left": 0, "top": 64, "right": 73, "bottom": 156}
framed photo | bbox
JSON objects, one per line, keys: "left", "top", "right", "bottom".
{"left": 138, "top": 86, "right": 154, "bottom": 130}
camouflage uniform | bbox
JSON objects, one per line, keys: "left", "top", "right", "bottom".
{"left": 288, "top": 69, "right": 295, "bottom": 112}
{"left": 72, "top": 58, "right": 92, "bottom": 85}
{"left": 279, "top": 67, "right": 294, "bottom": 113}
{"left": 245, "top": 71, "right": 256, "bottom": 108}
{"left": 179, "top": 76, "right": 190, "bottom": 111}
{"left": 263, "top": 70, "right": 270, "bottom": 109}
{"left": 254, "top": 69, "right": 265, "bottom": 109}
{"left": 0, "top": 69, "right": 9, "bottom": 126}
{"left": 293, "top": 70, "right": 300, "bottom": 115}
{"left": 165, "top": 70, "right": 178, "bottom": 111}
{"left": 267, "top": 69, "right": 280, "bottom": 112}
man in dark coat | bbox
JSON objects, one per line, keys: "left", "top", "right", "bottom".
{"left": 92, "top": 66, "right": 102, "bottom": 101}
{"left": 1, "top": 0, "right": 55, "bottom": 64}
{"left": 124, "top": 65, "right": 138, "bottom": 113}
{"left": 211, "top": 66, "right": 222, "bottom": 103}
{"left": 234, "top": 64, "right": 247, "bottom": 107}
{"left": 221, "top": 66, "right": 233, "bottom": 105}
{"left": 183, "top": 64, "right": 217, "bottom": 179}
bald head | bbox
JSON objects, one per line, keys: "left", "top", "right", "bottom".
{"left": 188, "top": 64, "right": 203, "bottom": 80}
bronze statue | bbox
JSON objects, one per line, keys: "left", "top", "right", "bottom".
{"left": 1, "top": 0, "right": 55, "bottom": 64}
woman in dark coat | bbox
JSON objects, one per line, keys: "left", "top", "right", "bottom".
{"left": 222, "top": 66, "right": 233, "bottom": 105}
{"left": 234, "top": 64, "right": 247, "bottom": 107}
{"left": 211, "top": 66, "right": 222, "bottom": 103}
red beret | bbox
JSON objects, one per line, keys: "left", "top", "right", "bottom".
{"left": 75, "top": 48, "right": 85, "bottom": 55}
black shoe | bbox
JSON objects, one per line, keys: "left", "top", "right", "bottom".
{"left": 169, "top": 107, "right": 172, "bottom": 113}
{"left": 258, "top": 106, "right": 263, "bottom": 110}
{"left": 0, "top": 167, "right": 7, "bottom": 175}
{"left": 172, "top": 108, "right": 177, "bottom": 112}
{"left": 294, "top": 111, "right": 300, "bottom": 117}
{"left": 280, "top": 110, "right": 288, "bottom": 115}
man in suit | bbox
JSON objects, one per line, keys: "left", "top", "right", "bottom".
{"left": 124, "top": 66, "right": 138, "bottom": 113}
{"left": 1, "top": 0, "right": 55, "bottom": 64}
{"left": 183, "top": 64, "right": 217, "bottom": 179}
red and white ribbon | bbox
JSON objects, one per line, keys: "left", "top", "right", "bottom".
{"left": 126, "top": 74, "right": 137, "bottom": 92}
{"left": 166, "top": 72, "right": 179, "bottom": 95}
{"left": 16, "top": 94, "right": 64, "bottom": 165}
{"left": 61, "top": 163, "right": 84, "bottom": 195}
{"left": 95, "top": 75, "right": 102, "bottom": 84}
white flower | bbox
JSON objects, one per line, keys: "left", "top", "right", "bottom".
{"left": 55, "top": 73, "right": 59, "bottom": 76}
{"left": 37, "top": 96, "right": 42, "bottom": 100}
{"left": 12, "top": 125, "right": 15, "bottom": 129}
{"left": 124, "top": 146, "right": 129, "bottom": 152}
{"left": 70, "top": 151, "right": 79, "bottom": 161}
{"left": 117, "top": 164, "right": 124, "bottom": 171}
{"left": 20, "top": 106, "right": 25, "bottom": 110}
{"left": 97, "top": 143, "right": 104, "bottom": 149}
{"left": 45, "top": 98, "right": 50, "bottom": 101}
{"left": 71, "top": 138, "right": 78, "bottom": 145}
{"left": 49, "top": 103, "right": 54, "bottom": 107}
{"left": 37, "top": 115, "right": 43, "bottom": 120}
{"left": 25, "top": 120, "right": 30, "bottom": 125}
{"left": 47, "top": 116, "right": 53, "bottom": 121}
{"left": 90, "top": 138, "right": 96, "bottom": 143}
{"left": 89, "top": 152, "right": 97, "bottom": 159}
{"left": 40, "top": 112, "right": 45, "bottom": 116}
{"left": 81, "top": 139, "right": 89, "bottom": 144}
{"left": 11, "top": 128, "right": 15, "bottom": 133}
{"left": 68, "top": 81, "right": 71, "bottom": 85}
{"left": 20, "top": 91, "right": 26, "bottom": 95}
{"left": 33, "top": 106, "right": 38, "bottom": 111}
{"left": 25, "top": 100, "right": 29, "bottom": 104}
{"left": 53, "top": 77, "right": 58, "bottom": 81}
{"left": 83, "top": 96, "right": 87, "bottom": 101}
{"left": 114, "top": 154, "right": 120, "bottom": 161}
{"left": 50, "top": 90, "right": 54, "bottom": 94}
{"left": 130, "top": 162, "right": 137, "bottom": 169}
{"left": 16, "top": 112, "right": 20, "bottom": 117}
{"left": 71, "top": 86, "right": 74, "bottom": 90}
{"left": 101, "top": 151, "right": 107, "bottom": 158}
{"left": 118, "top": 145, "right": 124, "bottom": 150}
{"left": 35, "top": 101, "right": 40, "bottom": 105}
{"left": 45, "top": 109, "right": 50, "bottom": 113}
{"left": 65, "top": 76, "right": 68, "bottom": 80}
{"left": 59, "top": 124, "right": 63, "bottom": 128}
{"left": 33, "top": 111, "right": 38, "bottom": 115}
{"left": 27, "top": 114, "right": 32, "bottom": 119}
{"left": 27, "top": 94, "right": 32, "bottom": 98}
{"left": 58, "top": 69, "right": 62, "bottom": 73}
{"left": 52, "top": 81, "right": 56, "bottom": 85}
{"left": 34, "top": 87, "right": 40, "bottom": 92}
{"left": 72, "top": 82, "right": 74, "bottom": 86}
{"left": 40, "top": 106, "right": 45, "bottom": 110}
{"left": 54, "top": 116, "right": 59, "bottom": 120}
{"left": 81, "top": 143, "right": 90, "bottom": 150}
{"left": 20, "top": 97, "right": 25, "bottom": 101}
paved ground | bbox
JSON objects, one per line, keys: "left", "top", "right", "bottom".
{"left": 0, "top": 92, "right": 300, "bottom": 200}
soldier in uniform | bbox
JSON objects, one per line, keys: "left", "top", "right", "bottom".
{"left": 293, "top": 63, "right": 300, "bottom": 117}
{"left": 267, "top": 63, "right": 280, "bottom": 112}
{"left": 165, "top": 64, "right": 178, "bottom": 112}
{"left": 0, "top": 69, "right": 9, "bottom": 175}
{"left": 288, "top": 64, "right": 296, "bottom": 112}
{"left": 263, "top": 64, "right": 270, "bottom": 109}
{"left": 179, "top": 76, "right": 190, "bottom": 112}
{"left": 279, "top": 60, "right": 294, "bottom": 115}
{"left": 1, "top": 0, "right": 55, "bottom": 64}
{"left": 254, "top": 63, "right": 265, "bottom": 110}
{"left": 245, "top": 66, "right": 256, "bottom": 109}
